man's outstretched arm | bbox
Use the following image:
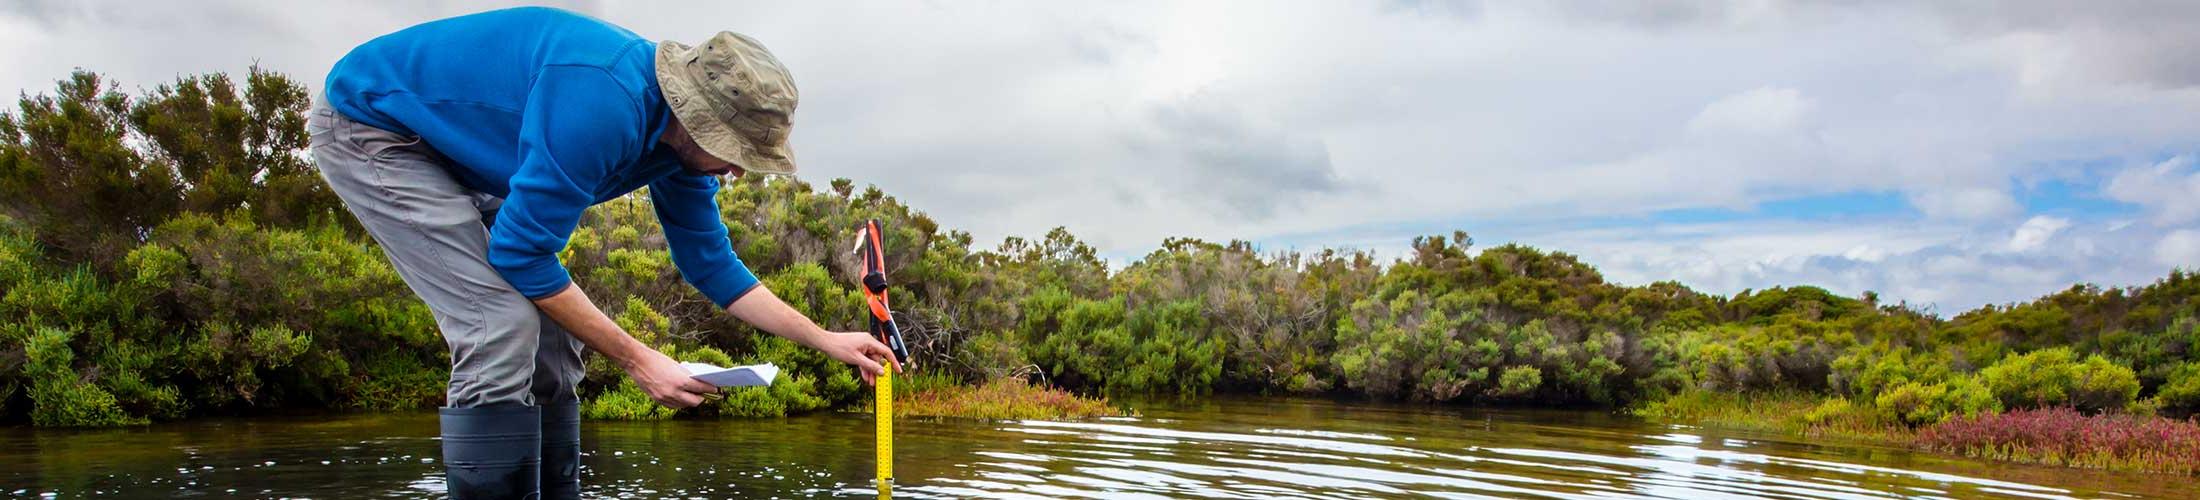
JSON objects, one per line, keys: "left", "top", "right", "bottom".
{"left": 646, "top": 173, "right": 901, "bottom": 386}
{"left": 534, "top": 284, "right": 719, "bottom": 408}
{"left": 725, "top": 286, "right": 902, "bottom": 385}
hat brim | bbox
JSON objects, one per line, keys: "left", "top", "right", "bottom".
{"left": 655, "top": 42, "right": 798, "bottom": 176}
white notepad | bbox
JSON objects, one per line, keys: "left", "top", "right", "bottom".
{"left": 681, "top": 362, "right": 781, "bottom": 388}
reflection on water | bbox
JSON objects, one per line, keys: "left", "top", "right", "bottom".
{"left": 0, "top": 397, "right": 2187, "bottom": 498}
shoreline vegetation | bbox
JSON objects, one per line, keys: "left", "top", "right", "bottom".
{"left": 1634, "top": 390, "right": 2200, "bottom": 475}
{"left": 1633, "top": 390, "right": 1915, "bottom": 444}
{"left": 3, "top": 70, "right": 2197, "bottom": 474}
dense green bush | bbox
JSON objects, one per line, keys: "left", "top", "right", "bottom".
{"left": 1831, "top": 344, "right": 1956, "bottom": 399}
{"left": 1332, "top": 289, "right": 1489, "bottom": 401}
{"left": 1115, "top": 238, "right": 1361, "bottom": 394}
{"left": 0, "top": 69, "right": 343, "bottom": 268}
{"left": 1872, "top": 377, "right": 1999, "bottom": 426}
{"left": 1019, "top": 289, "right": 1223, "bottom": 395}
{"left": 2095, "top": 316, "right": 2200, "bottom": 393}
{"left": 1979, "top": 348, "right": 2142, "bottom": 413}
{"left": 1492, "top": 366, "right": 1542, "bottom": 398}
{"left": 2157, "top": 362, "right": 2200, "bottom": 413}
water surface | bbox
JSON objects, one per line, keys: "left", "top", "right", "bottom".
{"left": 1, "top": 397, "right": 2187, "bottom": 498}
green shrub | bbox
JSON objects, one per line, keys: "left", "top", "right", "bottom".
{"left": 351, "top": 353, "right": 447, "bottom": 411}
{"left": 582, "top": 383, "right": 676, "bottom": 421}
{"left": 1980, "top": 348, "right": 2069, "bottom": 408}
{"left": 22, "top": 327, "right": 143, "bottom": 426}
{"left": 2071, "top": 355, "right": 2142, "bottom": 412}
{"left": 1980, "top": 347, "right": 2142, "bottom": 413}
{"left": 1114, "top": 238, "right": 1360, "bottom": 394}
{"left": 712, "top": 374, "right": 832, "bottom": 418}
{"left": 953, "top": 330, "right": 1028, "bottom": 380}
{"left": 1680, "top": 320, "right": 1851, "bottom": 393}
{"left": 1802, "top": 397, "right": 1862, "bottom": 426}
{"left": 1022, "top": 292, "right": 1223, "bottom": 395}
{"left": 1332, "top": 290, "right": 1485, "bottom": 401}
{"left": 1872, "top": 377, "right": 1999, "bottom": 426}
{"left": 2158, "top": 362, "right": 2200, "bottom": 412}
{"left": 1492, "top": 366, "right": 1542, "bottom": 398}
{"left": 1831, "top": 344, "right": 1953, "bottom": 399}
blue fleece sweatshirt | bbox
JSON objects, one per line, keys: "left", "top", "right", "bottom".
{"left": 325, "top": 7, "right": 760, "bottom": 307}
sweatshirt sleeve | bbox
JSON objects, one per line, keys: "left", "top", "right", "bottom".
{"left": 649, "top": 173, "right": 762, "bottom": 308}
{"left": 486, "top": 65, "right": 644, "bottom": 299}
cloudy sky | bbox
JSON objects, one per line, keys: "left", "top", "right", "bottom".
{"left": 5, "top": 1, "right": 2197, "bottom": 313}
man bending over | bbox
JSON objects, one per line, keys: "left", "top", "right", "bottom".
{"left": 312, "top": 7, "right": 897, "bottom": 498}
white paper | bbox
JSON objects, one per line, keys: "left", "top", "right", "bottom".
{"left": 681, "top": 362, "right": 780, "bottom": 388}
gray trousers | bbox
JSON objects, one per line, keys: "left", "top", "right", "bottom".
{"left": 308, "top": 99, "right": 586, "bottom": 408}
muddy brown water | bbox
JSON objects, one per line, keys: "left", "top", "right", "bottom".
{"left": 1, "top": 396, "right": 2189, "bottom": 498}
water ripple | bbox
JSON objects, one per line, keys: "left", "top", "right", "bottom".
{"left": 0, "top": 398, "right": 2181, "bottom": 498}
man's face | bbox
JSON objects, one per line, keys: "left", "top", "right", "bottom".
{"left": 678, "top": 145, "right": 743, "bottom": 178}
{"left": 667, "top": 115, "right": 745, "bottom": 178}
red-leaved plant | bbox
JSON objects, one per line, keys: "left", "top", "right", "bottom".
{"left": 1917, "top": 408, "right": 2200, "bottom": 475}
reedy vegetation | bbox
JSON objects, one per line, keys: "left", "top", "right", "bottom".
{"left": 2, "top": 70, "right": 2197, "bottom": 445}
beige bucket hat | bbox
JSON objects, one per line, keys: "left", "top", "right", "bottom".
{"left": 656, "top": 32, "right": 799, "bottom": 175}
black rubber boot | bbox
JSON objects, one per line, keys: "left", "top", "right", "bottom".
{"left": 441, "top": 405, "right": 543, "bottom": 499}
{"left": 539, "top": 401, "right": 582, "bottom": 499}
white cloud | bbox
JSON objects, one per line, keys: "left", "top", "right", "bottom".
{"left": 1908, "top": 187, "right": 2023, "bottom": 221}
{"left": 1938, "top": 1, "right": 2200, "bottom": 94}
{"left": 2105, "top": 155, "right": 2200, "bottom": 225}
{"left": 1688, "top": 87, "right": 1814, "bottom": 136}
{"left": 2006, "top": 215, "right": 2070, "bottom": 252}
{"left": 2158, "top": 230, "right": 2200, "bottom": 269}
{"left": 1842, "top": 244, "right": 1890, "bottom": 263}
{"left": 1528, "top": 215, "right": 2169, "bottom": 312}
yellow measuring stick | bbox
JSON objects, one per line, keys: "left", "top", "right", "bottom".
{"left": 857, "top": 219, "right": 905, "bottom": 498}
{"left": 876, "top": 368, "right": 894, "bottom": 498}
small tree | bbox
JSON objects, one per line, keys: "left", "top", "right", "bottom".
{"left": 0, "top": 68, "right": 343, "bottom": 271}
